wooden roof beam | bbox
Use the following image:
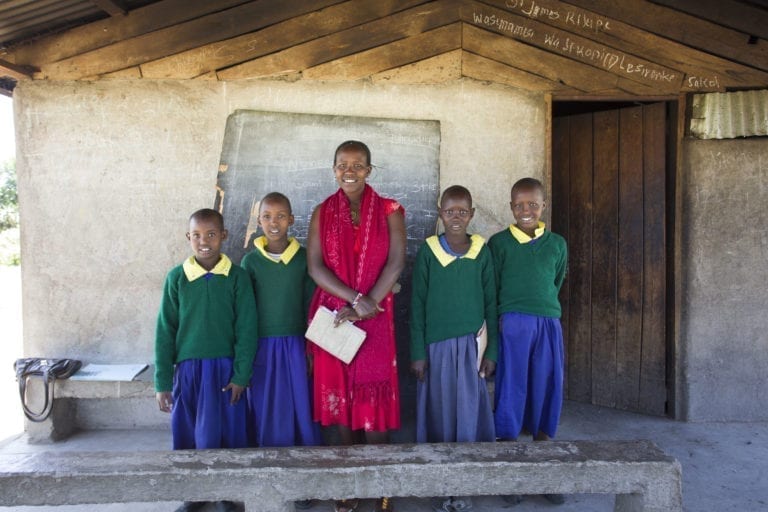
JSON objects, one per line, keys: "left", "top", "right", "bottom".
{"left": 370, "top": 50, "right": 462, "bottom": 84}
{"left": 90, "top": 0, "right": 127, "bottom": 17}
{"left": 37, "top": 0, "right": 347, "bottom": 80}
{"left": 7, "top": 0, "right": 254, "bottom": 66}
{"left": 461, "top": 50, "right": 580, "bottom": 93}
{"left": 463, "top": 24, "right": 609, "bottom": 92}
{"left": 478, "top": 0, "right": 768, "bottom": 91}
{"left": 0, "top": 58, "right": 37, "bottom": 80}
{"left": 462, "top": 24, "right": 660, "bottom": 95}
{"left": 562, "top": 0, "right": 768, "bottom": 71}
{"left": 302, "top": 23, "right": 462, "bottom": 80}
{"left": 649, "top": 0, "right": 768, "bottom": 42}
{"left": 218, "top": 1, "right": 459, "bottom": 80}
{"left": 140, "top": 0, "right": 432, "bottom": 79}
{"left": 462, "top": 0, "right": 683, "bottom": 93}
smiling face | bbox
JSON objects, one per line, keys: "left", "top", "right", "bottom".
{"left": 439, "top": 195, "right": 474, "bottom": 238}
{"left": 333, "top": 146, "right": 371, "bottom": 197}
{"left": 258, "top": 196, "right": 294, "bottom": 250}
{"left": 510, "top": 185, "right": 546, "bottom": 237}
{"left": 186, "top": 216, "right": 227, "bottom": 270}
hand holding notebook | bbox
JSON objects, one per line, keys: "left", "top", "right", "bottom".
{"left": 305, "top": 306, "right": 367, "bottom": 364}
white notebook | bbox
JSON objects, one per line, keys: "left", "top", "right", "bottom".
{"left": 305, "top": 306, "right": 367, "bottom": 364}
{"left": 70, "top": 363, "right": 149, "bottom": 381}
{"left": 476, "top": 320, "right": 488, "bottom": 374}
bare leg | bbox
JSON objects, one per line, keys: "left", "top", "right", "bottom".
{"left": 322, "top": 425, "right": 356, "bottom": 446}
{"left": 336, "top": 425, "right": 356, "bottom": 445}
{"left": 364, "top": 430, "right": 389, "bottom": 444}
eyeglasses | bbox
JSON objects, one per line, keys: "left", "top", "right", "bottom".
{"left": 334, "top": 163, "right": 370, "bottom": 172}
{"left": 440, "top": 209, "right": 472, "bottom": 218}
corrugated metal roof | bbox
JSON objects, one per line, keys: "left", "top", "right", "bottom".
{"left": 690, "top": 90, "right": 768, "bottom": 139}
{"left": 0, "top": 0, "right": 160, "bottom": 51}
{"left": 0, "top": 0, "right": 103, "bottom": 49}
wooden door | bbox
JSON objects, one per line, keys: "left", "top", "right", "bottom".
{"left": 551, "top": 103, "right": 668, "bottom": 416}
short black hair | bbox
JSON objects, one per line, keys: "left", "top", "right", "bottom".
{"left": 440, "top": 185, "right": 473, "bottom": 208}
{"left": 259, "top": 191, "right": 292, "bottom": 214}
{"left": 334, "top": 140, "right": 371, "bottom": 166}
{"left": 189, "top": 208, "right": 224, "bottom": 230}
{"left": 511, "top": 177, "right": 545, "bottom": 197}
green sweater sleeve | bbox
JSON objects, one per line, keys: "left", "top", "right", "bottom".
{"left": 409, "top": 243, "right": 429, "bottom": 362}
{"left": 480, "top": 246, "right": 499, "bottom": 361}
{"left": 303, "top": 271, "right": 317, "bottom": 323}
{"left": 230, "top": 268, "right": 258, "bottom": 387}
{"left": 488, "top": 233, "right": 503, "bottom": 301}
{"left": 154, "top": 269, "right": 180, "bottom": 392}
{"left": 555, "top": 240, "right": 568, "bottom": 292}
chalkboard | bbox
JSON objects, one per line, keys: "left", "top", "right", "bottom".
{"left": 213, "top": 110, "right": 441, "bottom": 265}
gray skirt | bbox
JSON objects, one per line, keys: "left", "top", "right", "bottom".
{"left": 416, "top": 333, "right": 495, "bottom": 443}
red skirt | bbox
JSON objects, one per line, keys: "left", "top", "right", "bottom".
{"left": 312, "top": 296, "right": 400, "bottom": 432}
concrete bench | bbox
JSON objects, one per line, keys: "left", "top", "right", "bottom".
{"left": 0, "top": 440, "right": 681, "bottom": 511}
{"left": 23, "top": 366, "right": 167, "bottom": 442}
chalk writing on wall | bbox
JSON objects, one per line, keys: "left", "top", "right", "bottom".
{"left": 685, "top": 75, "right": 722, "bottom": 90}
{"left": 472, "top": 12, "right": 535, "bottom": 39}
{"left": 470, "top": 6, "right": 682, "bottom": 90}
{"left": 504, "top": 0, "right": 612, "bottom": 33}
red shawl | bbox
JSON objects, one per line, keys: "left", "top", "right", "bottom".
{"left": 309, "top": 185, "right": 402, "bottom": 425}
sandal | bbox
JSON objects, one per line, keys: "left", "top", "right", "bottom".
{"left": 334, "top": 499, "right": 359, "bottom": 512}
{"left": 375, "top": 497, "right": 394, "bottom": 511}
{"left": 432, "top": 497, "right": 472, "bottom": 512}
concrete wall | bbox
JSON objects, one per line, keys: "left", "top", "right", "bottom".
{"left": 680, "top": 138, "right": 768, "bottom": 421}
{"left": 14, "top": 78, "right": 545, "bottom": 363}
{"left": 18, "top": 78, "right": 767, "bottom": 423}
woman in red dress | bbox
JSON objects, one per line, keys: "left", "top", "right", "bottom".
{"left": 307, "top": 140, "right": 406, "bottom": 512}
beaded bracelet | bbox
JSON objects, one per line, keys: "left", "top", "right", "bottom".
{"left": 351, "top": 292, "right": 363, "bottom": 309}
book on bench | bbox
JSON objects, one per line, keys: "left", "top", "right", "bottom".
{"left": 305, "top": 306, "right": 366, "bottom": 364}
{"left": 70, "top": 363, "right": 149, "bottom": 381}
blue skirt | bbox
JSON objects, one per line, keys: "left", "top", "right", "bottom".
{"left": 494, "top": 312, "right": 564, "bottom": 439}
{"left": 171, "top": 357, "right": 248, "bottom": 450}
{"left": 416, "top": 333, "right": 495, "bottom": 443}
{"left": 247, "top": 335, "right": 322, "bottom": 447}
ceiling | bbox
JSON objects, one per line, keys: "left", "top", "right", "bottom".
{"left": 1, "top": 0, "right": 767, "bottom": 97}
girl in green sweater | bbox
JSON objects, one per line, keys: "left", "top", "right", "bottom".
{"left": 410, "top": 184, "right": 498, "bottom": 437}
{"left": 410, "top": 185, "right": 498, "bottom": 511}
{"left": 240, "top": 192, "right": 321, "bottom": 449}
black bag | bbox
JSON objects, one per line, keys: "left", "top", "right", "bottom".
{"left": 14, "top": 358, "right": 82, "bottom": 422}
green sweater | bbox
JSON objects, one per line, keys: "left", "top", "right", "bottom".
{"left": 240, "top": 244, "right": 315, "bottom": 338}
{"left": 154, "top": 261, "right": 258, "bottom": 392}
{"left": 410, "top": 235, "right": 499, "bottom": 362}
{"left": 488, "top": 228, "right": 568, "bottom": 318}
